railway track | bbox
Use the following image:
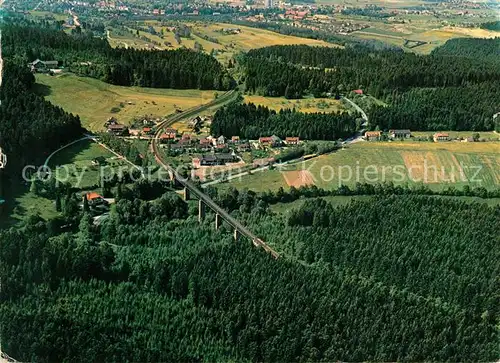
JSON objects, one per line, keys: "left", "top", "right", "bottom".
{"left": 151, "top": 89, "right": 279, "bottom": 259}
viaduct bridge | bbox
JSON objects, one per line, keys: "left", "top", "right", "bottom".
{"left": 151, "top": 91, "right": 279, "bottom": 259}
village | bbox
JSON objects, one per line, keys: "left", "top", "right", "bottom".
{"left": 105, "top": 114, "right": 305, "bottom": 179}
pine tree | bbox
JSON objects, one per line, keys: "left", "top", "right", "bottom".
{"left": 83, "top": 195, "right": 90, "bottom": 212}
{"left": 55, "top": 194, "right": 62, "bottom": 212}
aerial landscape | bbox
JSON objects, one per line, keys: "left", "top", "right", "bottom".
{"left": 0, "top": 0, "right": 499, "bottom": 360}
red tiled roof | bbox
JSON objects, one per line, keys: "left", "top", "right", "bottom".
{"left": 86, "top": 192, "right": 103, "bottom": 201}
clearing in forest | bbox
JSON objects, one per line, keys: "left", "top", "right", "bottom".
{"left": 244, "top": 95, "right": 345, "bottom": 113}
{"left": 34, "top": 73, "right": 216, "bottom": 131}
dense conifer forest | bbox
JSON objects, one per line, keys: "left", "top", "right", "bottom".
{"left": 211, "top": 102, "right": 359, "bottom": 140}
{"left": 0, "top": 60, "right": 83, "bottom": 204}
{"left": 431, "top": 37, "right": 500, "bottom": 62}
{"left": 240, "top": 42, "right": 500, "bottom": 131}
{"left": 0, "top": 189, "right": 498, "bottom": 361}
{"left": 2, "top": 22, "right": 233, "bottom": 90}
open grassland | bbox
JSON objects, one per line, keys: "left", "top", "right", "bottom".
{"left": 49, "top": 139, "right": 128, "bottom": 190}
{"left": 244, "top": 95, "right": 346, "bottom": 113}
{"left": 35, "top": 74, "right": 215, "bottom": 131}
{"left": 222, "top": 141, "right": 499, "bottom": 192}
{"left": 116, "top": 21, "right": 340, "bottom": 63}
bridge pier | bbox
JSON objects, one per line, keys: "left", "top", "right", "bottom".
{"left": 233, "top": 228, "right": 240, "bottom": 242}
{"left": 215, "top": 213, "right": 222, "bottom": 230}
{"left": 182, "top": 187, "right": 190, "bottom": 201}
{"left": 198, "top": 200, "right": 205, "bottom": 223}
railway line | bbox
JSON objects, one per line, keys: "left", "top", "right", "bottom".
{"left": 151, "top": 89, "right": 279, "bottom": 259}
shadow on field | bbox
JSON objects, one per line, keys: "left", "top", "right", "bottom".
{"left": 31, "top": 82, "right": 52, "bottom": 97}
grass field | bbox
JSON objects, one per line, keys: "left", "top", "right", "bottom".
{"left": 49, "top": 139, "right": 128, "bottom": 190}
{"left": 222, "top": 141, "right": 500, "bottom": 192}
{"left": 244, "top": 95, "right": 346, "bottom": 113}
{"left": 113, "top": 21, "right": 339, "bottom": 63}
{"left": 35, "top": 73, "right": 216, "bottom": 131}
{"left": 28, "top": 10, "right": 68, "bottom": 21}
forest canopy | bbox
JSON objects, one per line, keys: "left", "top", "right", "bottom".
{"left": 0, "top": 192, "right": 498, "bottom": 362}
{"left": 2, "top": 22, "right": 234, "bottom": 90}
{"left": 211, "top": 101, "right": 359, "bottom": 140}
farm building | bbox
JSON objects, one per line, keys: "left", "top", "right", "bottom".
{"left": 29, "top": 59, "right": 59, "bottom": 73}
{"left": 192, "top": 153, "right": 237, "bottom": 168}
{"left": 389, "top": 129, "right": 411, "bottom": 139}
{"left": 107, "top": 124, "right": 127, "bottom": 135}
{"left": 217, "top": 136, "right": 227, "bottom": 145}
{"left": 259, "top": 135, "right": 282, "bottom": 147}
{"left": 85, "top": 192, "right": 106, "bottom": 206}
{"left": 364, "top": 131, "right": 381, "bottom": 141}
{"left": 237, "top": 143, "right": 251, "bottom": 152}
{"left": 285, "top": 137, "right": 300, "bottom": 145}
{"left": 433, "top": 133, "right": 449, "bottom": 142}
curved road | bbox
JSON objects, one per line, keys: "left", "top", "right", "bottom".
{"left": 151, "top": 90, "right": 280, "bottom": 259}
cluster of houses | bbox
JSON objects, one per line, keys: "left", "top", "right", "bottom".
{"left": 364, "top": 129, "right": 412, "bottom": 141}
{"left": 160, "top": 132, "right": 252, "bottom": 153}
{"left": 364, "top": 130, "right": 483, "bottom": 143}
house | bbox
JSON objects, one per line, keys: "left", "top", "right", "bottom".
{"left": 259, "top": 135, "right": 282, "bottom": 147}
{"left": 389, "top": 129, "right": 411, "bottom": 139}
{"left": 192, "top": 153, "right": 237, "bottom": 167}
{"left": 129, "top": 129, "right": 141, "bottom": 136}
{"left": 29, "top": 59, "right": 59, "bottom": 73}
{"left": 85, "top": 192, "right": 105, "bottom": 206}
{"left": 107, "top": 124, "right": 127, "bottom": 135}
{"left": 142, "top": 127, "right": 153, "bottom": 135}
{"left": 231, "top": 136, "right": 240, "bottom": 143}
{"left": 285, "top": 137, "right": 300, "bottom": 145}
{"left": 217, "top": 136, "right": 227, "bottom": 146}
{"left": 164, "top": 127, "right": 177, "bottom": 137}
{"left": 199, "top": 138, "right": 212, "bottom": 150}
{"left": 364, "top": 131, "right": 381, "bottom": 141}
{"left": 353, "top": 89, "right": 363, "bottom": 95}
{"left": 433, "top": 133, "right": 449, "bottom": 142}
{"left": 237, "top": 142, "right": 251, "bottom": 152}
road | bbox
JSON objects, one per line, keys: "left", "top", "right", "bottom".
{"left": 151, "top": 89, "right": 279, "bottom": 258}
{"left": 342, "top": 96, "right": 368, "bottom": 125}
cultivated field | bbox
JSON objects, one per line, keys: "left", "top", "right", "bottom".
{"left": 244, "top": 95, "right": 346, "bottom": 113}
{"left": 222, "top": 141, "right": 500, "bottom": 191}
{"left": 35, "top": 74, "right": 215, "bottom": 131}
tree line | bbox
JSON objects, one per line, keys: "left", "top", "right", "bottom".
{"left": 2, "top": 21, "right": 234, "bottom": 90}
{"left": 211, "top": 101, "right": 359, "bottom": 140}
